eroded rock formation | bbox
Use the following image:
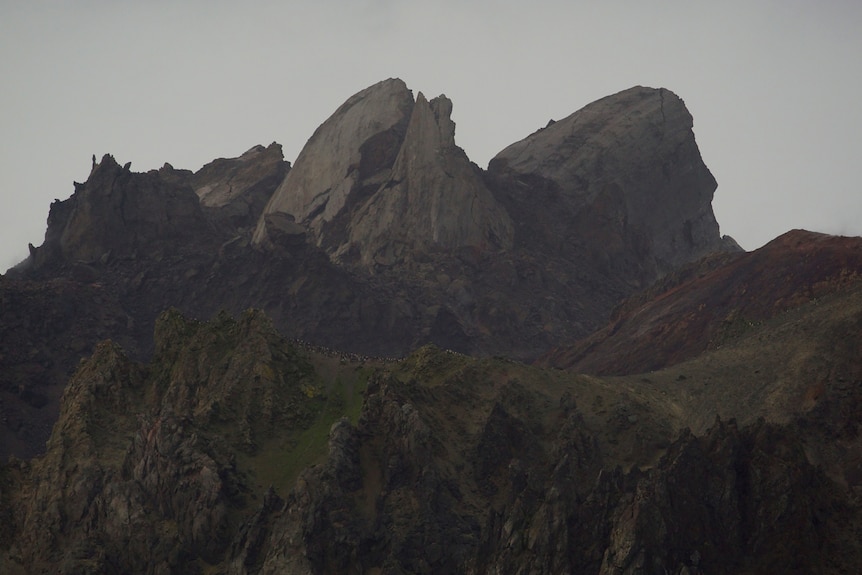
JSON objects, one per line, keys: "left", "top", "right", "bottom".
{"left": 254, "top": 79, "right": 513, "bottom": 267}
{"left": 488, "top": 86, "right": 737, "bottom": 286}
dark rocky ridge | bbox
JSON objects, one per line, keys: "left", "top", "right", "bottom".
{"left": 2, "top": 296, "right": 861, "bottom": 573}
{"left": 1, "top": 79, "right": 737, "bottom": 459}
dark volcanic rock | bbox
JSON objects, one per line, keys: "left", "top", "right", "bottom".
{"left": 31, "top": 154, "right": 209, "bottom": 270}
{"left": 0, "top": 276, "right": 135, "bottom": 460}
{"left": 188, "top": 142, "right": 289, "bottom": 230}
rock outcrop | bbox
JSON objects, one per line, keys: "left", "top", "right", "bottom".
{"left": 346, "top": 92, "right": 513, "bottom": 266}
{"left": 488, "top": 86, "right": 737, "bottom": 286}
{"left": 254, "top": 79, "right": 513, "bottom": 267}
{"left": 253, "top": 78, "right": 415, "bottom": 250}
{"left": 31, "top": 154, "right": 209, "bottom": 270}
{"left": 188, "top": 142, "right": 289, "bottom": 230}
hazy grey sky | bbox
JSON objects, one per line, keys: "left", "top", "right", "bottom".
{"left": 2, "top": 1, "right": 860, "bottom": 270}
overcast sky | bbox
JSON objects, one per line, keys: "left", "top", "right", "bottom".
{"left": 2, "top": 1, "right": 860, "bottom": 271}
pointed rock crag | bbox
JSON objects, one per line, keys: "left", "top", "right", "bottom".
{"left": 488, "top": 86, "right": 736, "bottom": 283}
{"left": 253, "top": 79, "right": 413, "bottom": 249}
{"left": 31, "top": 154, "right": 207, "bottom": 270}
{"left": 348, "top": 92, "right": 514, "bottom": 265}
{"left": 253, "top": 78, "right": 513, "bottom": 266}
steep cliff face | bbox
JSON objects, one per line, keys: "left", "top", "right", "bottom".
{"left": 487, "top": 86, "right": 737, "bottom": 286}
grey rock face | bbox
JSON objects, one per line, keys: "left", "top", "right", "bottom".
{"left": 253, "top": 78, "right": 415, "bottom": 248}
{"left": 346, "top": 92, "right": 513, "bottom": 266}
{"left": 488, "top": 86, "right": 736, "bottom": 283}
{"left": 253, "top": 79, "right": 513, "bottom": 268}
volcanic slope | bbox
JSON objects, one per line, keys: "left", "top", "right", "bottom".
{"left": 543, "top": 229, "right": 862, "bottom": 375}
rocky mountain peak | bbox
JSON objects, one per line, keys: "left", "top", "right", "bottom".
{"left": 344, "top": 88, "right": 514, "bottom": 266}
{"left": 253, "top": 79, "right": 513, "bottom": 267}
{"left": 29, "top": 153, "right": 207, "bottom": 271}
{"left": 488, "top": 85, "right": 736, "bottom": 284}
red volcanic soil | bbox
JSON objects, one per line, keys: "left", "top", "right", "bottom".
{"left": 541, "top": 230, "right": 862, "bottom": 375}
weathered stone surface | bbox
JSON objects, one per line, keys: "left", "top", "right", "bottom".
{"left": 253, "top": 78, "right": 415, "bottom": 247}
{"left": 190, "top": 142, "right": 289, "bottom": 229}
{"left": 253, "top": 80, "right": 513, "bottom": 267}
{"left": 346, "top": 92, "right": 514, "bottom": 266}
{"left": 31, "top": 154, "right": 208, "bottom": 269}
{"left": 488, "top": 86, "right": 738, "bottom": 285}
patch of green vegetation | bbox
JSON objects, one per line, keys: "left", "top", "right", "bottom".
{"left": 239, "top": 364, "right": 372, "bottom": 495}
{"left": 712, "top": 311, "right": 764, "bottom": 347}
{"left": 391, "top": 345, "right": 489, "bottom": 392}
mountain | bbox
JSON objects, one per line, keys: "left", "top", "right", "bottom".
{"left": 1, "top": 79, "right": 736, "bottom": 460}
{"left": 4, "top": 78, "right": 857, "bottom": 573}
{"left": 254, "top": 78, "right": 513, "bottom": 265}
{"left": 487, "top": 86, "right": 738, "bottom": 283}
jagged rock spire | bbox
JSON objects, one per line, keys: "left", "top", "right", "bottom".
{"left": 253, "top": 79, "right": 513, "bottom": 267}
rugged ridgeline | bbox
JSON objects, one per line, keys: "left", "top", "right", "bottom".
{"left": 1, "top": 79, "right": 736, "bottom": 459}
{"left": 1, "top": 295, "right": 861, "bottom": 574}
{"left": 2, "top": 77, "right": 862, "bottom": 573}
